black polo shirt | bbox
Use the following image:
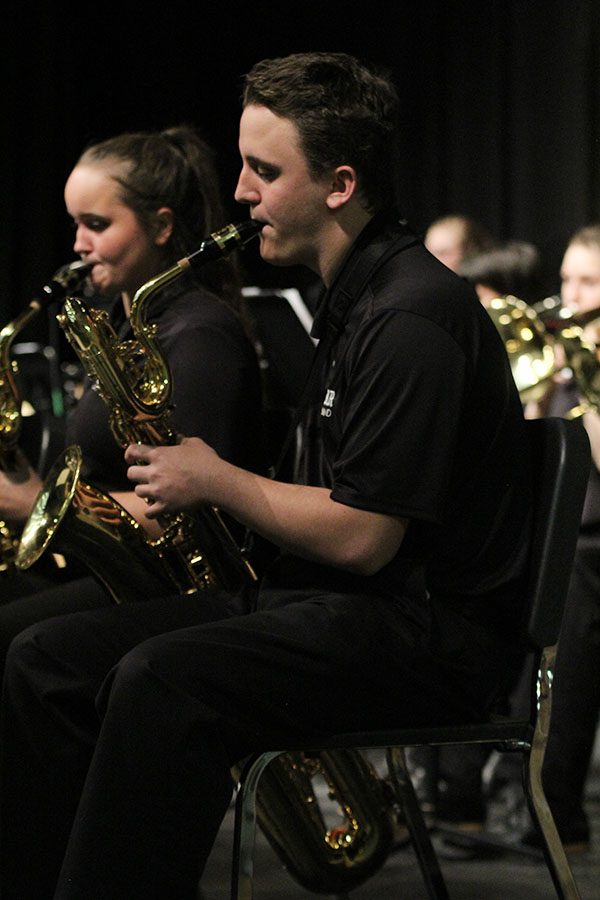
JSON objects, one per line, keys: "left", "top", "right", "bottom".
{"left": 266, "top": 214, "right": 532, "bottom": 610}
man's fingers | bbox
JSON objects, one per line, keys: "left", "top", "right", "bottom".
{"left": 124, "top": 443, "right": 152, "bottom": 464}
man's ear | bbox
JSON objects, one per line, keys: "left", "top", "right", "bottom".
{"left": 153, "top": 207, "right": 175, "bottom": 246}
{"left": 326, "top": 166, "right": 358, "bottom": 210}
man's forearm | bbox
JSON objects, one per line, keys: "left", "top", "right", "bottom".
{"left": 209, "top": 460, "right": 407, "bottom": 575}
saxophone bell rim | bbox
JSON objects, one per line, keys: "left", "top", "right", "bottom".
{"left": 15, "top": 445, "right": 83, "bottom": 571}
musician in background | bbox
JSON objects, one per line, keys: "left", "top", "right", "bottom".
{"left": 521, "top": 224, "right": 600, "bottom": 853}
{"left": 424, "top": 213, "right": 496, "bottom": 273}
{"left": 434, "top": 226, "right": 600, "bottom": 853}
{"left": 0, "top": 127, "right": 264, "bottom": 666}
{"left": 412, "top": 237, "right": 546, "bottom": 840}
{"left": 0, "top": 52, "right": 532, "bottom": 899}
{"left": 459, "top": 239, "right": 545, "bottom": 307}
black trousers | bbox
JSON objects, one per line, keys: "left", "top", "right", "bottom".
{"left": 0, "top": 572, "right": 110, "bottom": 678}
{"left": 0, "top": 584, "right": 516, "bottom": 900}
{"left": 542, "top": 529, "right": 600, "bottom": 834}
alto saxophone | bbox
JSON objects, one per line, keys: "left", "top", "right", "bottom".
{"left": 0, "top": 261, "right": 91, "bottom": 573}
{"left": 16, "top": 221, "right": 262, "bottom": 598}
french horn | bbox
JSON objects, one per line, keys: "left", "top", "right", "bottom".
{"left": 486, "top": 294, "right": 600, "bottom": 416}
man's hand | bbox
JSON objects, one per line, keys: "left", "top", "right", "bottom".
{"left": 125, "top": 437, "right": 218, "bottom": 518}
{"left": 125, "top": 438, "right": 407, "bottom": 575}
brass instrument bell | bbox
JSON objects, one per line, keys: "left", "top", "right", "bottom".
{"left": 486, "top": 295, "right": 555, "bottom": 402}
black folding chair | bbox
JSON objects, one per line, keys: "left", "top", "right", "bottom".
{"left": 230, "top": 417, "right": 590, "bottom": 900}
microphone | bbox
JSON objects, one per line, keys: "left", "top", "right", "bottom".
{"left": 180, "top": 220, "right": 263, "bottom": 272}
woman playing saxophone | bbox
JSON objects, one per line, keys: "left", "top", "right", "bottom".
{"left": 0, "top": 126, "right": 265, "bottom": 670}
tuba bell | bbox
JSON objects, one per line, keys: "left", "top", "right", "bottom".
{"left": 551, "top": 307, "right": 600, "bottom": 418}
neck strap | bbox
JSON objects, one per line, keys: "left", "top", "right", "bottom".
{"left": 273, "top": 217, "right": 419, "bottom": 479}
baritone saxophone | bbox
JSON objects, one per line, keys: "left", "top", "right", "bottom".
{"left": 16, "top": 221, "right": 262, "bottom": 597}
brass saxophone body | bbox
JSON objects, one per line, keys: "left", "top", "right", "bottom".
{"left": 16, "top": 222, "right": 262, "bottom": 596}
{"left": 0, "top": 261, "right": 91, "bottom": 573}
{"left": 233, "top": 749, "right": 396, "bottom": 894}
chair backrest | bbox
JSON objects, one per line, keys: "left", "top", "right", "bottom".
{"left": 524, "top": 416, "right": 590, "bottom": 649}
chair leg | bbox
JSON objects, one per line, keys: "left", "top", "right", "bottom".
{"left": 386, "top": 747, "right": 450, "bottom": 900}
{"left": 230, "top": 751, "right": 283, "bottom": 900}
{"left": 524, "top": 647, "right": 582, "bottom": 900}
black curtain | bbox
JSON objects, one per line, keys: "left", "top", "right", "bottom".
{"left": 1, "top": 0, "right": 599, "bottom": 337}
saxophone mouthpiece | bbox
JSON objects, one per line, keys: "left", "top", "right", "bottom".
{"left": 182, "top": 220, "right": 264, "bottom": 272}
{"left": 41, "top": 260, "right": 94, "bottom": 306}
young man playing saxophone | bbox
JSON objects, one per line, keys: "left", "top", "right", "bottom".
{"left": 0, "top": 52, "right": 532, "bottom": 900}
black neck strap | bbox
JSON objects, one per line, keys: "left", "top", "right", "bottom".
{"left": 272, "top": 217, "right": 419, "bottom": 479}
{"left": 311, "top": 214, "right": 417, "bottom": 339}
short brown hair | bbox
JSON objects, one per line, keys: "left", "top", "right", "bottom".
{"left": 242, "top": 52, "right": 401, "bottom": 213}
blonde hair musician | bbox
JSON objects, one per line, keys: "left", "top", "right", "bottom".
{"left": 519, "top": 224, "right": 600, "bottom": 854}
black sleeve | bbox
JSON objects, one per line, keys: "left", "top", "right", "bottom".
{"left": 330, "top": 311, "right": 469, "bottom": 521}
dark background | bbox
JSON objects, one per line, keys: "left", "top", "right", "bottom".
{"left": 1, "top": 0, "right": 599, "bottom": 335}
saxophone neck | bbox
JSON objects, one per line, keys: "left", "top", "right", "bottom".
{"left": 3, "top": 260, "right": 94, "bottom": 362}
{"left": 0, "top": 302, "right": 42, "bottom": 353}
{"left": 129, "top": 261, "right": 186, "bottom": 329}
{"left": 60, "top": 288, "right": 174, "bottom": 433}
{"left": 128, "top": 219, "right": 263, "bottom": 327}
{"left": 0, "top": 302, "right": 45, "bottom": 458}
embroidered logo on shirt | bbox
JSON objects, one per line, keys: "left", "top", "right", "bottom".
{"left": 321, "top": 388, "right": 336, "bottom": 418}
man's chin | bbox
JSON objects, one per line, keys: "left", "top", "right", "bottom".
{"left": 259, "top": 243, "right": 298, "bottom": 269}
{"left": 260, "top": 255, "right": 292, "bottom": 268}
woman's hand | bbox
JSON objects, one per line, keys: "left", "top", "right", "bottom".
{"left": 0, "top": 450, "right": 43, "bottom": 525}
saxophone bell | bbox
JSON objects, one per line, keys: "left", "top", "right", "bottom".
{"left": 16, "top": 445, "right": 176, "bottom": 603}
{"left": 233, "top": 749, "right": 396, "bottom": 894}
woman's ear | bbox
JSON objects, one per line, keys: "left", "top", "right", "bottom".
{"left": 326, "top": 165, "right": 358, "bottom": 210}
{"left": 153, "top": 207, "right": 175, "bottom": 246}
